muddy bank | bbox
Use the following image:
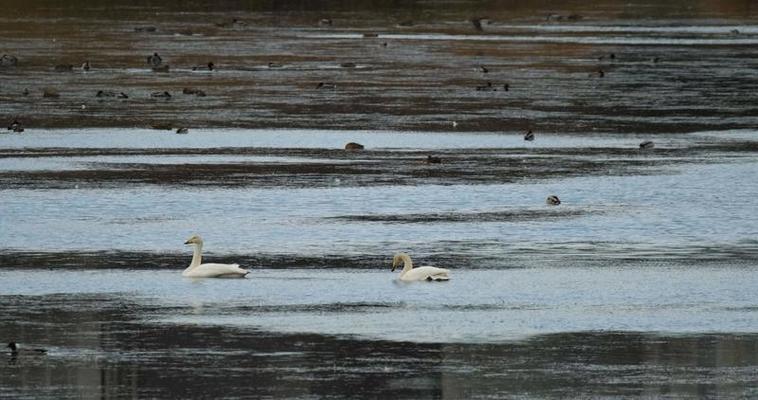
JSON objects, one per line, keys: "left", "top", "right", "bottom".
{"left": 1, "top": 1, "right": 758, "bottom": 133}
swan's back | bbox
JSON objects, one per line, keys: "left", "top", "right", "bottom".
{"left": 401, "top": 265, "right": 450, "bottom": 281}
{"left": 183, "top": 263, "right": 248, "bottom": 278}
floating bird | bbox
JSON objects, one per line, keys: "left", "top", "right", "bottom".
{"left": 192, "top": 62, "right": 214, "bottom": 71}
{"left": 0, "top": 54, "right": 18, "bottom": 67}
{"left": 479, "top": 65, "right": 488, "bottom": 73}
{"left": 426, "top": 155, "right": 441, "bottom": 164}
{"left": 183, "top": 235, "right": 249, "bottom": 278}
{"left": 363, "top": 33, "right": 378, "bottom": 38}
{"left": 524, "top": 129, "right": 535, "bottom": 141}
{"left": 639, "top": 140, "right": 654, "bottom": 149}
{"left": 316, "top": 82, "right": 336, "bottom": 89}
{"left": 268, "top": 62, "right": 283, "bottom": 68}
{"left": 546, "top": 195, "right": 561, "bottom": 205}
{"left": 176, "top": 127, "right": 189, "bottom": 134}
{"left": 22, "top": 88, "right": 29, "bottom": 96}
{"left": 147, "top": 52, "right": 162, "bottom": 67}
{"left": 7, "top": 119, "right": 23, "bottom": 132}
{"left": 7, "top": 342, "right": 47, "bottom": 356}
{"left": 182, "top": 87, "right": 207, "bottom": 96}
{"left": 476, "top": 81, "right": 496, "bottom": 91}
{"left": 81, "top": 61, "right": 90, "bottom": 71}
{"left": 150, "top": 91, "right": 171, "bottom": 99}
{"left": 96, "top": 90, "right": 117, "bottom": 98}
{"left": 392, "top": 252, "right": 450, "bottom": 282}
{"left": 344, "top": 142, "right": 364, "bottom": 150}
{"left": 340, "top": 62, "right": 356, "bottom": 68}
{"left": 503, "top": 83, "right": 509, "bottom": 91}
{"left": 42, "top": 88, "right": 60, "bottom": 98}
{"left": 470, "top": 18, "right": 484, "bottom": 32}
{"left": 319, "top": 18, "right": 332, "bottom": 26}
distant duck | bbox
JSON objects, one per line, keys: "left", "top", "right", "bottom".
{"left": 476, "top": 81, "right": 496, "bottom": 91}
{"left": 7, "top": 119, "right": 23, "bottom": 132}
{"left": 470, "top": 18, "right": 484, "bottom": 32}
{"left": 651, "top": 57, "right": 661, "bottom": 63}
{"left": 22, "top": 88, "right": 29, "bottom": 96}
{"left": 117, "top": 92, "right": 129, "bottom": 99}
{"left": 54, "top": 64, "right": 73, "bottom": 72}
{"left": 524, "top": 129, "right": 535, "bottom": 141}
{"left": 147, "top": 52, "right": 163, "bottom": 67}
{"left": 639, "top": 140, "right": 654, "bottom": 149}
{"left": 319, "top": 18, "right": 333, "bottom": 26}
{"left": 134, "top": 26, "right": 157, "bottom": 33}
{"left": 599, "top": 53, "right": 616, "bottom": 61}
{"left": 176, "top": 127, "right": 189, "bottom": 134}
{"left": 426, "top": 155, "right": 441, "bottom": 164}
{"left": 192, "top": 62, "right": 214, "bottom": 71}
{"left": 546, "top": 195, "right": 561, "bottom": 205}
{"left": 592, "top": 69, "right": 605, "bottom": 78}
{"left": 150, "top": 91, "right": 171, "bottom": 99}
{"left": 731, "top": 28, "right": 740, "bottom": 35}
{"left": 316, "top": 82, "right": 336, "bottom": 89}
{"left": 479, "top": 65, "right": 488, "bottom": 73}
{"left": 42, "top": 88, "right": 60, "bottom": 98}
{"left": 96, "top": 90, "right": 117, "bottom": 98}
{"left": 0, "top": 54, "right": 18, "bottom": 67}
{"left": 81, "top": 60, "right": 90, "bottom": 71}
{"left": 344, "top": 142, "right": 364, "bottom": 150}
{"left": 363, "top": 33, "right": 379, "bottom": 38}
{"left": 182, "top": 87, "right": 207, "bottom": 96}
{"left": 503, "top": 83, "right": 509, "bottom": 91}
{"left": 340, "top": 62, "right": 356, "bottom": 68}
{"left": 268, "top": 62, "right": 283, "bottom": 68}
{"left": 7, "top": 342, "right": 47, "bottom": 356}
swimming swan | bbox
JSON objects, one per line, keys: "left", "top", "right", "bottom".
{"left": 183, "top": 234, "right": 249, "bottom": 278}
{"left": 391, "top": 252, "right": 450, "bottom": 281}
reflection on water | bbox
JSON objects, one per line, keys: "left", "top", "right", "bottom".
{"left": 1, "top": 291, "right": 757, "bottom": 399}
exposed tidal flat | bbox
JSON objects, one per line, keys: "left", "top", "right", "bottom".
{"left": 3, "top": 0, "right": 758, "bottom": 398}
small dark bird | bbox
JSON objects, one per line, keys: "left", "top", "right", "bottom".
{"left": 595, "top": 69, "right": 605, "bottom": 78}
{"left": 81, "top": 60, "right": 90, "bottom": 71}
{"left": 344, "top": 142, "right": 364, "bottom": 151}
{"left": 316, "top": 82, "right": 336, "bottom": 89}
{"left": 176, "top": 127, "right": 189, "bottom": 134}
{"left": 96, "top": 90, "right": 116, "bottom": 98}
{"left": 147, "top": 52, "right": 162, "bottom": 67}
{"left": 340, "top": 62, "right": 356, "bottom": 68}
{"left": 319, "top": 18, "right": 332, "bottom": 26}
{"left": 0, "top": 54, "right": 18, "bottom": 67}
{"left": 651, "top": 57, "right": 660, "bottom": 63}
{"left": 503, "top": 83, "right": 509, "bottom": 91}
{"left": 8, "top": 119, "right": 22, "bottom": 132}
{"left": 639, "top": 140, "right": 654, "bottom": 149}
{"left": 470, "top": 18, "right": 484, "bottom": 32}
{"left": 426, "top": 155, "right": 441, "bottom": 164}
{"left": 476, "top": 81, "right": 495, "bottom": 91}
{"left": 150, "top": 91, "right": 171, "bottom": 99}
{"left": 268, "top": 62, "right": 283, "bottom": 68}
{"left": 117, "top": 92, "right": 129, "bottom": 99}
{"left": 479, "top": 65, "right": 488, "bottom": 73}
{"left": 524, "top": 130, "right": 535, "bottom": 141}
{"left": 192, "top": 62, "right": 214, "bottom": 71}
{"left": 22, "top": 88, "right": 29, "bottom": 96}
{"left": 546, "top": 195, "right": 561, "bottom": 205}
{"left": 7, "top": 342, "right": 47, "bottom": 355}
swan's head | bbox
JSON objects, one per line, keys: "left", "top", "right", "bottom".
{"left": 391, "top": 252, "right": 409, "bottom": 271}
{"left": 184, "top": 234, "right": 203, "bottom": 245}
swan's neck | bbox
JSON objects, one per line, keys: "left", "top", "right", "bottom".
{"left": 187, "top": 243, "right": 203, "bottom": 270}
{"left": 400, "top": 254, "right": 413, "bottom": 274}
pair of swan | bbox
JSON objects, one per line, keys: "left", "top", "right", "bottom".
{"left": 183, "top": 235, "right": 450, "bottom": 281}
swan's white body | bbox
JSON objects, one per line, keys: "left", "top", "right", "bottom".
{"left": 392, "top": 253, "right": 450, "bottom": 281}
{"left": 183, "top": 235, "right": 249, "bottom": 278}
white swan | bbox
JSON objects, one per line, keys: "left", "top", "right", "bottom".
{"left": 391, "top": 252, "right": 450, "bottom": 281}
{"left": 183, "top": 234, "right": 249, "bottom": 278}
